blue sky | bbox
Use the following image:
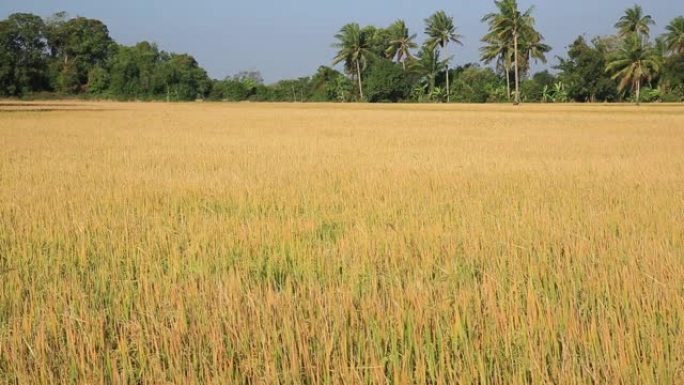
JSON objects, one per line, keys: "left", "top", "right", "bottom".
{"left": 1, "top": 1, "right": 682, "bottom": 83}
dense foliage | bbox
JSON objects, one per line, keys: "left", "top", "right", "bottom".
{"left": 0, "top": 4, "right": 682, "bottom": 103}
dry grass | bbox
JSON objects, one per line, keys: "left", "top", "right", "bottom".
{"left": 1, "top": 101, "right": 684, "bottom": 384}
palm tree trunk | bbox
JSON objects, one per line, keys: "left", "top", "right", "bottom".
{"left": 505, "top": 65, "right": 511, "bottom": 101}
{"left": 446, "top": 64, "right": 450, "bottom": 103}
{"left": 513, "top": 31, "right": 520, "bottom": 105}
{"left": 397, "top": 51, "right": 405, "bottom": 70}
{"left": 636, "top": 78, "right": 640, "bottom": 106}
{"left": 445, "top": 46, "right": 450, "bottom": 103}
{"left": 356, "top": 60, "right": 364, "bottom": 101}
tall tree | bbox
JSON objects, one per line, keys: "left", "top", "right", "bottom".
{"left": 664, "top": 16, "right": 684, "bottom": 55}
{"left": 482, "top": 0, "right": 542, "bottom": 105}
{"left": 556, "top": 36, "right": 617, "bottom": 102}
{"left": 481, "top": 34, "right": 512, "bottom": 100}
{"left": 411, "top": 44, "right": 448, "bottom": 100}
{"left": 158, "top": 53, "right": 211, "bottom": 100}
{"left": 606, "top": 33, "right": 660, "bottom": 104}
{"left": 0, "top": 13, "right": 49, "bottom": 95}
{"left": 518, "top": 30, "right": 551, "bottom": 75}
{"left": 615, "top": 5, "right": 655, "bottom": 38}
{"left": 362, "top": 25, "right": 392, "bottom": 59}
{"left": 425, "top": 11, "right": 462, "bottom": 102}
{"left": 386, "top": 20, "right": 417, "bottom": 70}
{"left": 333, "top": 23, "right": 374, "bottom": 100}
{"left": 46, "top": 15, "right": 114, "bottom": 93}
{"left": 108, "top": 41, "right": 161, "bottom": 99}
{"left": 0, "top": 21, "right": 13, "bottom": 94}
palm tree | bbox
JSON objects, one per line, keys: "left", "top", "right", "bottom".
{"left": 518, "top": 30, "right": 551, "bottom": 75}
{"left": 664, "top": 16, "right": 684, "bottom": 55}
{"left": 606, "top": 33, "right": 660, "bottom": 105}
{"left": 411, "top": 44, "right": 448, "bottom": 101}
{"left": 652, "top": 36, "right": 668, "bottom": 78}
{"left": 332, "top": 23, "right": 374, "bottom": 100}
{"left": 480, "top": 35, "right": 513, "bottom": 100}
{"left": 482, "top": 0, "right": 541, "bottom": 105}
{"left": 425, "top": 11, "right": 462, "bottom": 102}
{"left": 615, "top": 5, "right": 655, "bottom": 38}
{"left": 386, "top": 20, "right": 417, "bottom": 70}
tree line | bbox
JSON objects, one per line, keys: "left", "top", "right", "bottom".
{"left": 1, "top": 1, "right": 683, "bottom": 103}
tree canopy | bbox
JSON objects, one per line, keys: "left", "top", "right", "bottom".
{"left": 0, "top": 5, "right": 682, "bottom": 103}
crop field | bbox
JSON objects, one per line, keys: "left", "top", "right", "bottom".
{"left": 1, "top": 101, "right": 684, "bottom": 384}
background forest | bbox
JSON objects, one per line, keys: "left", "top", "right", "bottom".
{"left": 1, "top": 2, "right": 683, "bottom": 103}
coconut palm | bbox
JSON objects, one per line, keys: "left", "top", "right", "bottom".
{"left": 652, "top": 36, "right": 668, "bottom": 71}
{"left": 482, "top": 0, "right": 542, "bottom": 105}
{"left": 615, "top": 5, "right": 655, "bottom": 38}
{"left": 425, "top": 11, "right": 462, "bottom": 102}
{"left": 480, "top": 35, "right": 513, "bottom": 100}
{"left": 606, "top": 33, "right": 661, "bottom": 105}
{"left": 518, "top": 30, "right": 551, "bottom": 75}
{"left": 411, "top": 44, "right": 448, "bottom": 101}
{"left": 385, "top": 20, "right": 417, "bottom": 70}
{"left": 664, "top": 16, "right": 684, "bottom": 55}
{"left": 332, "top": 23, "right": 374, "bottom": 100}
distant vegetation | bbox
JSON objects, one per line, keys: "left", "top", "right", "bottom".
{"left": 1, "top": 1, "right": 683, "bottom": 103}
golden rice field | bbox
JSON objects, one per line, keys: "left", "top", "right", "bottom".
{"left": 1, "top": 101, "right": 684, "bottom": 384}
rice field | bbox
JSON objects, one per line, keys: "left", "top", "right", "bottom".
{"left": 1, "top": 101, "right": 684, "bottom": 384}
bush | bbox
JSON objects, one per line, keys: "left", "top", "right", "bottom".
{"left": 451, "top": 65, "right": 503, "bottom": 103}
{"left": 364, "top": 59, "right": 413, "bottom": 102}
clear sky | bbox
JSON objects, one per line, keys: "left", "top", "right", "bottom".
{"left": 1, "top": 1, "right": 682, "bottom": 83}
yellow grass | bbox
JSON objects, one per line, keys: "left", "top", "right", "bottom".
{"left": 1, "top": 101, "right": 683, "bottom": 384}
